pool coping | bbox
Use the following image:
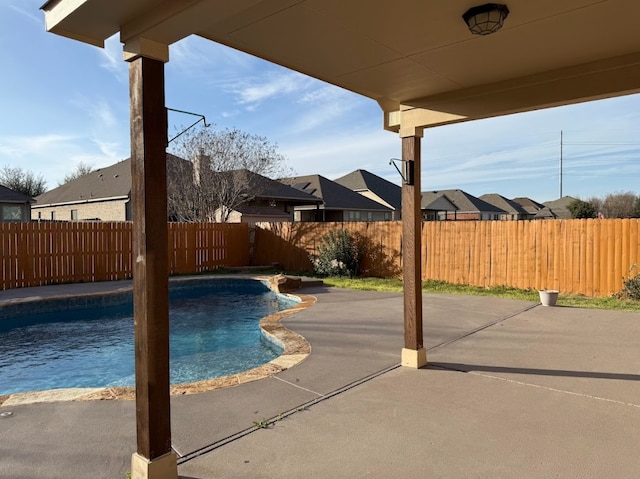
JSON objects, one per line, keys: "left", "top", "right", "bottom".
{"left": 0, "top": 275, "right": 318, "bottom": 406}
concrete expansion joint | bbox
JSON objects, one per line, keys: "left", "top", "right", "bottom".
{"left": 176, "top": 364, "right": 401, "bottom": 465}
{"left": 428, "top": 303, "right": 539, "bottom": 352}
{"left": 431, "top": 364, "right": 640, "bottom": 409}
{"left": 272, "top": 376, "right": 323, "bottom": 396}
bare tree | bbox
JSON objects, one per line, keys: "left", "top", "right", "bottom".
{"left": 586, "top": 196, "right": 603, "bottom": 216}
{"left": 601, "top": 191, "right": 638, "bottom": 218}
{"left": 0, "top": 166, "right": 47, "bottom": 197}
{"left": 58, "top": 161, "right": 94, "bottom": 186}
{"left": 167, "top": 125, "right": 292, "bottom": 222}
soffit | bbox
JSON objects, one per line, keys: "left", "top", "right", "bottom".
{"left": 43, "top": 0, "right": 640, "bottom": 121}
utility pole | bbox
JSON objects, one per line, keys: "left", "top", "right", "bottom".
{"left": 560, "top": 130, "right": 563, "bottom": 199}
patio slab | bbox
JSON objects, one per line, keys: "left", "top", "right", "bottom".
{"left": 0, "top": 280, "right": 637, "bottom": 479}
{"left": 179, "top": 366, "right": 640, "bottom": 479}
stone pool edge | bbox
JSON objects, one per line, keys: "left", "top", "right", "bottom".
{"left": 0, "top": 275, "right": 318, "bottom": 406}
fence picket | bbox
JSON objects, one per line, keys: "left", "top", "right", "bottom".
{"left": 2, "top": 219, "right": 640, "bottom": 297}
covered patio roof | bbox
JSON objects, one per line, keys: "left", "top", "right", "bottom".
{"left": 39, "top": 1, "right": 640, "bottom": 477}
{"left": 43, "top": 0, "right": 640, "bottom": 134}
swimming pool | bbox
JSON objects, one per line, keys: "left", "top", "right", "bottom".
{"left": 0, "top": 278, "right": 300, "bottom": 396}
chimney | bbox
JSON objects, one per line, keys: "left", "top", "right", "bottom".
{"left": 193, "top": 148, "right": 210, "bottom": 186}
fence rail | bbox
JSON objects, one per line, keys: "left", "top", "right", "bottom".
{"left": 1, "top": 222, "right": 248, "bottom": 290}
{"left": 253, "top": 219, "right": 640, "bottom": 297}
{"left": 2, "top": 219, "right": 638, "bottom": 297}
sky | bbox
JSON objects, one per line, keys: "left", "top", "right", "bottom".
{"left": 2, "top": 1, "right": 640, "bottom": 203}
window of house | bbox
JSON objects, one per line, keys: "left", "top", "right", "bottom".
{"left": 1, "top": 205, "right": 22, "bottom": 221}
{"left": 347, "top": 211, "right": 361, "bottom": 221}
{"left": 367, "top": 212, "right": 373, "bottom": 221}
{"left": 71, "top": 210, "right": 78, "bottom": 221}
{"left": 493, "top": 214, "right": 499, "bottom": 220}
{"left": 384, "top": 212, "right": 391, "bottom": 221}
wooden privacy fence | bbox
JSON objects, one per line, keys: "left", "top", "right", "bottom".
{"left": 1, "top": 222, "right": 249, "bottom": 290}
{"left": 253, "top": 219, "right": 640, "bottom": 297}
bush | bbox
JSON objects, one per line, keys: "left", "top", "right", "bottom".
{"left": 621, "top": 264, "right": 640, "bottom": 301}
{"left": 311, "top": 229, "right": 361, "bottom": 277}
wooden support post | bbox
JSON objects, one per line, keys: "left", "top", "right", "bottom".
{"left": 128, "top": 55, "right": 175, "bottom": 476}
{"left": 401, "top": 135, "right": 427, "bottom": 368}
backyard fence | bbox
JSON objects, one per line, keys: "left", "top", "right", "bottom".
{"left": 253, "top": 219, "right": 640, "bottom": 297}
{"left": 2, "top": 219, "right": 639, "bottom": 297}
{"left": 0, "top": 222, "right": 248, "bottom": 290}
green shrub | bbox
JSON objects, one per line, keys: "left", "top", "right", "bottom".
{"left": 311, "top": 229, "right": 361, "bottom": 277}
{"left": 621, "top": 264, "right": 640, "bottom": 301}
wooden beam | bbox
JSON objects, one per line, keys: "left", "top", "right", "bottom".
{"left": 401, "top": 135, "right": 426, "bottom": 368}
{"left": 129, "top": 55, "right": 171, "bottom": 460}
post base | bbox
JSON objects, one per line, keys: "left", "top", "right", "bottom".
{"left": 401, "top": 347, "right": 427, "bottom": 368}
{"left": 131, "top": 451, "right": 178, "bottom": 479}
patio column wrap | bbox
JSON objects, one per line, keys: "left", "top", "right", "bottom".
{"left": 401, "top": 135, "right": 427, "bottom": 368}
{"left": 128, "top": 55, "right": 172, "bottom": 461}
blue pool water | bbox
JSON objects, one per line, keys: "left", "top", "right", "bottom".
{"left": 0, "top": 279, "right": 298, "bottom": 395}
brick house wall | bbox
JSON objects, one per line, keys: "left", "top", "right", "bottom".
{"left": 32, "top": 198, "right": 130, "bottom": 221}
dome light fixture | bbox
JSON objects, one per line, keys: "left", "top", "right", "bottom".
{"left": 462, "top": 3, "right": 510, "bottom": 35}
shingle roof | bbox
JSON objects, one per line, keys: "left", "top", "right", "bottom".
{"left": 543, "top": 196, "right": 577, "bottom": 219}
{"left": 479, "top": 193, "right": 529, "bottom": 215}
{"left": 420, "top": 192, "right": 457, "bottom": 211}
{"left": 34, "top": 157, "right": 319, "bottom": 207}
{"left": 333, "top": 169, "right": 401, "bottom": 210}
{"left": 512, "top": 197, "right": 545, "bottom": 213}
{"left": 234, "top": 170, "right": 320, "bottom": 204}
{"left": 34, "top": 158, "right": 134, "bottom": 206}
{"left": 0, "top": 184, "right": 34, "bottom": 204}
{"left": 421, "top": 189, "right": 505, "bottom": 214}
{"left": 533, "top": 206, "right": 557, "bottom": 219}
{"left": 280, "top": 174, "right": 392, "bottom": 211}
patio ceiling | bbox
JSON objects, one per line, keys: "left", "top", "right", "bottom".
{"left": 42, "top": 0, "right": 640, "bottom": 135}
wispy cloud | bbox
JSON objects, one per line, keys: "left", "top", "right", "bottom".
{"left": 231, "top": 70, "right": 313, "bottom": 107}
{"left": 288, "top": 86, "right": 357, "bottom": 134}
{"left": 71, "top": 96, "right": 118, "bottom": 128}
{"left": 98, "top": 35, "right": 127, "bottom": 82}
{"left": 5, "top": 2, "right": 42, "bottom": 26}
{"left": 170, "top": 36, "right": 254, "bottom": 75}
{"left": 0, "top": 134, "right": 77, "bottom": 158}
{"left": 281, "top": 127, "right": 398, "bottom": 178}
{"left": 92, "top": 139, "right": 123, "bottom": 159}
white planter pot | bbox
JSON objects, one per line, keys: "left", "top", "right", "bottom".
{"left": 539, "top": 290, "right": 559, "bottom": 307}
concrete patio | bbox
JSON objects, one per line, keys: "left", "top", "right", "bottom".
{"left": 1, "top": 282, "right": 639, "bottom": 478}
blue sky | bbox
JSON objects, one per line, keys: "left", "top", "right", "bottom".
{"left": 2, "top": 1, "right": 640, "bottom": 203}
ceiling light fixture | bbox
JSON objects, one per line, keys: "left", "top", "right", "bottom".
{"left": 462, "top": 3, "right": 509, "bottom": 35}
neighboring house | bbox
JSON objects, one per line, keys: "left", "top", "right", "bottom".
{"left": 213, "top": 169, "right": 321, "bottom": 225}
{"left": 512, "top": 197, "right": 545, "bottom": 217}
{"left": 479, "top": 193, "right": 530, "bottom": 220}
{"left": 33, "top": 157, "right": 321, "bottom": 224}
{"left": 532, "top": 206, "right": 557, "bottom": 220}
{"left": 334, "top": 169, "right": 402, "bottom": 220}
{"left": 541, "top": 196, "right": 577, "bottom": 220}
{"left": 280, "top": 174, "right": 393, "bottom": 222}
{"left": 32, "top": 159, "right": 133, "bottom": 221}
{"left": 0, "top": 184, "right": 34, "bottom": 222}
{"left": 421, "top": 189, "right": 506, "bottom": 220}
{"left": 420, "top": 192, "right": 458, "bottom": 221}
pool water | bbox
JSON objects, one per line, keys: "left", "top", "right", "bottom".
{"left": 0, "top": 279, "right": 298, "bottom": 396}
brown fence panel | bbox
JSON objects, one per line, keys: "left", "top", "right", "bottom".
{"left": 252, "top": 219, "right": 640, "bottom": 297}
{"left": 167, "top": 222, "right": 249, "bottom": 274}
{"left": 1, "top": 222, "right": 249, "bottom": 290}
{"left": 3, "top": 219, "right": 640, "bottom": 296}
